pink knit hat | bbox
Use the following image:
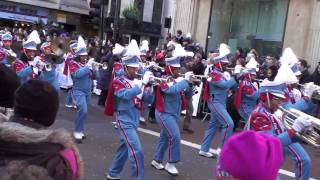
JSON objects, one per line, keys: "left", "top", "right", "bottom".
{"left": 217, "top": 131, "right": 283, "bottom": 180}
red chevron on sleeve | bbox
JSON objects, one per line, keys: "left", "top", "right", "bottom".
{"left": 243, "top": 85, "right": 255, "bottom": 95}
{"left": 13, "top": 61, "right": 24, "bottom": 73}
{"left": 250, "top": 112, "right": 272, "bottom": 131}
{"left": 159, "top": 82, "right": 169, "bottom": 90}
{"left": 210, "top": 71, "right": 221, "bottom": 81}
{"left": 69, "top": 62, "right": 79, "bottom": 74}
{"left": 112, "top": 80, "right": 126, "bottom": 92}
{"left": 114, "top": 63, "right": 122, "bottom": 71}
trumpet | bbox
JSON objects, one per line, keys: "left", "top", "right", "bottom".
{"left": 92, "top": 61, "right": 108, "bottom": 70}
{"left": 279, "top": 106, "right": 320, "bottom": 148}
{"left": 137, "top": 73, "right": 172, "bottom": 85}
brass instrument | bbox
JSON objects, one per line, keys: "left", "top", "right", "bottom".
{"left": 51, "top": 37, "right": 69, "bottom": 56}
{"left": 44, "top": 53, "right": 64, "bottom": 71}
{"left": 137, "top": 73, "right": 172, "bottom": 86}
{"left": 279, "top": 106, "right": 320, "bottom": 148}
{"left": 92, "top": 61, "right": 108, "bottom": 70}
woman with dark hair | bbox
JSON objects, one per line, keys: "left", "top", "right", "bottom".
{"left": 267, "top": 65, "right": 278, "bottom": 81}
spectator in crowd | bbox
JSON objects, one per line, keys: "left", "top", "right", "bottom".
{"left": 299, "top": 59, "right": 311, "bottom": 84}
{"left": 310, "top": 62, "right": 320, "bottom": 86}
{"left": 176, "top": 30, "right": 183, "bottom": 44}
{"left": 216, "top": 131, "right": 283, "bottom": 180}
{"left": 193, "top": 53, "right": 205, "bottom": 75}
{"left": 266, "top": 65, "right": 279, "bottom": 81}
{"left": 0, "top": 80, "right": 84, "bottom": 180}
{"left": 0, "top": 64, "right": 20, "bottom": 120}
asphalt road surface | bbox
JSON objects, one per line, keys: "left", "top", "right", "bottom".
{"left": 52, "top": 91, "right": 320, "bottom": 180}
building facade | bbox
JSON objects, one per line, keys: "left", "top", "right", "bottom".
{"left": 172, "top": 0, "right": 320, "bottom": 70}
{"left": 0, "top": 0, "right": 90, "bottom": 34}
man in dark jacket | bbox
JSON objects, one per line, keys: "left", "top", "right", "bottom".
{"left": 299, "top": 59, "right": 311, "bottom": 84}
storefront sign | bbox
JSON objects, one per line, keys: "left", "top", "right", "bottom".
{"left": 57, "top": 13, "right": 67, "bottom": 23}
{"left": 0, "top": 11, "right": 47, "bottom": 24}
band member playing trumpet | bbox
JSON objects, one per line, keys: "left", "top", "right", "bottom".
{"left": 234, "top": 58, "right": 259, "bottom": 123}
{"left": 104, "top": 44, "right": 152, "bottom": 179}
{"left": 249, "top": 79, "right": 312, "bottom": 180}
{"left": 0, "top": 32, "right": 16, "bottom": 67}
{"left": 151, "top": 44, "right": 195, "bottom": 176}
{"left": 12, "top": 30, "right": 41, "bottom": 83}
{"left": 200, "top": 44, "right": 238, "bottom": 158}
{"left": 35, "top": 42, "right": 59, "bottom": 89}
{"left": 69, "top": 36, "right": 93, "bottom": 142}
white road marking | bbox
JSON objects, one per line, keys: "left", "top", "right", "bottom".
{"left": 138, "top": 127, "right": 317, "bottom": 180}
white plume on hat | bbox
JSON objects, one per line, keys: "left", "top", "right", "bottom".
{"left": 172, "top": 44, "right": 186, "bottom": 57}
{"left": 245, "top": 57, "right": 258, "bottom": 69}
{"left": 77, "top": 35, "right": 86, "bottom": 49}
{"left": 124, "top": 39, "right": 141, "bottom": 57}
{"left": 27, "top": 30, "right": 41, "bottom": 45}
{"left": 140, "top": 40, "right": 149, "bottom": 52}
{"left": 279, "top": 48, "right": 299, "bottom": 67}
{"left": 24, "top": 30, "right": 41, "bottom": 46}
{"left": 112, "top": 43, "right": 126, "bottom": 55}
{"left": 216, "top": 43, "right": 230, "bottom": 59}
{"left": 274, "top": 63, "right": 298, "bottom": 84}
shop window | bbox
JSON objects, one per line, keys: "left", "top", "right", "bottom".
{"left": 207, "top": 0, "right": 289, "bottom": 56}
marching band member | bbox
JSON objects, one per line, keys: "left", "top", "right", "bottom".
{"left": 200, "top": 43, "right": 238, "bottom": 158}
{"left": 249, "top": 79, "right": 312, "bottom": 180}
{"left": 151, "top": 44, "right": 195, "bottom": 176}
{"left": 181, "top": 51, "right": 196, "bottom": 134}
{"left": 0, "top": 32, "right": 16, "bottom": 67}
{"left": 64, "top": 41, "right": 78, "bottom": 108}
{"left": 277, "top": 48, "right": 315, "bottom": 113}
{"left": 104, "top": 41, "right": 153, "bottom": 180}
{"left": 36, "top": 42, "right": 59, "bottom": 89}
{"left": 234, "top": 57, "right": 259, "bottom": 123}
{"left": 12, "top": 30, "right": 41, "bottom": 83}
{"left": 112, "top": 43, "right": 126, "bottom": 78}
{"left": 69, "top": 36, "right": 93, "bottom": 143}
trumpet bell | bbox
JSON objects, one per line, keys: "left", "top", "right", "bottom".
{"left": 45, "top": 53, "right": 64, "bottom": 64}
{"left": 45, "top": 64, "right": 52, "bottom": 71}
{"left": 280, "top": 107, "right": 320, "bottom": 148}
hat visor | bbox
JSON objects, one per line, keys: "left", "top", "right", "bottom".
{"left": 125, "top": 64, "right": 140, "bottom": 68}
{"left": 270, "top": 92, "right": 286, "bottom": 99}
{"left": 25, "top": 47, "right": 38, "bottom": 50}
{"left": 170, "top": 64, "right": 181, "bottom": 68}
{"left": 78, "top": 52, "right": 88, "bottom": 56}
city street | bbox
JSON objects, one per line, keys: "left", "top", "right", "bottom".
{"left": 53, "top": 91, "right": 320, "bottom": 180}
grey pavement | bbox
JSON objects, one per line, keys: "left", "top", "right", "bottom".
{"left": 52, "top": 90, "right": 320, "bottom": 180}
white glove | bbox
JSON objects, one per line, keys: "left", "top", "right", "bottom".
{"left": 292, "top": 116, "right": 312, "bottom": 133}
{"left": 28, "top": 60, "right": 36, "bottom": 67}
{"left": 133, "top": 79, "right": 143, "bottom": 89}
{"left": 86, "top": 58, "right": 94, "bottom": 70}
{"left": 184, "top": 71, "right": 194, "bottom": 82}
{"left": 142, "top": 71, "right": 153, "bottom": 85}
{"left": 147, "top": 61, "right": 157, "bottom": 68}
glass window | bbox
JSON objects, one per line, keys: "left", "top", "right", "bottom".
{"left": 207, "top": 0, "right": 289, "bottom": 56}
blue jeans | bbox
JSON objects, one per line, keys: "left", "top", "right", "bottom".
{"left": 108, "top": 119, "right": 144, "bottom": 180}
{"left": 284, "top": 143, "right": 311, "bottom": 180}
{"left": 73, "top": 90, "right": 89, "bottom": 133}
{"left": 153, "top": 111, "right": 181, "bottom": 163}
{"left": 200, "top": 100, "right": 234, "bottom": 152}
